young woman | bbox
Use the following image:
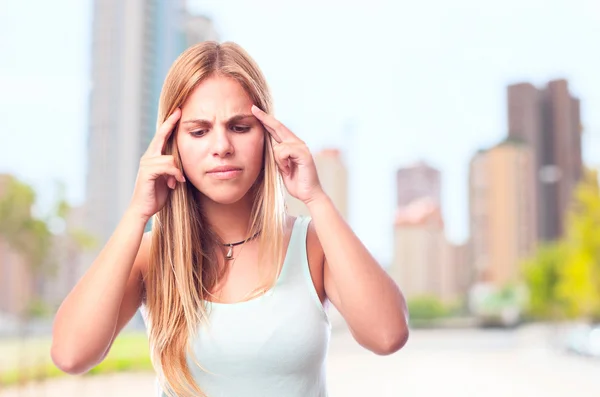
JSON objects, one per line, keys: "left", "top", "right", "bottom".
{"left": 51, "top": 41, "right": 409, "bottom": 397}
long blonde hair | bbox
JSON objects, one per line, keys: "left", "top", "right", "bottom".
{"left": 145, "top": 41, "right": 287, "bottom": 397}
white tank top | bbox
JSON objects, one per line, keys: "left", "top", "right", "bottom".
{"left": 143, "top": 216, "right": 332, "bottom": 396}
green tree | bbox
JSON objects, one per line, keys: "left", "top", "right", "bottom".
{"left": 0, "top": 175, "right": 53, "bottom": 385}
{"left": 523, "top": 168, "right": 600, "bottom": 321}
{"left": 557, "top": 169, "right": 600, "bottom": 321}
{"left": 0, "top": 175, "right": 95, "bottom": 385}
{"left": 522, "top": 242, "right": 566, "bottom": 320}
{"left": 0, "top": 176, "right": 52, "bottom": 282}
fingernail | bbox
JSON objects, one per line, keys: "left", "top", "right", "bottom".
{"left": 252, "top": 105, "right": 262, "bottom": 113}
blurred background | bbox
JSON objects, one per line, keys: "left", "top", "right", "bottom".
{"left": 1, "top": 0, "right": 600, "bottom": 396}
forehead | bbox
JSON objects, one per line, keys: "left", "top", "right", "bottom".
{"left": 182, "top": 75, "right": 253, "bottom": 117}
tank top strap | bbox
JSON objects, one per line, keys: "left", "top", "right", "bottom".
{"left": 276, "top": 216, "right": 327, "bottom": 320}
{"left": 276, "top": 215, "right": 311, "bottom": 284}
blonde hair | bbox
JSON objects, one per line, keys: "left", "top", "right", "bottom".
{"left": 145, "top": 41, "right": 287, "bottom": 397}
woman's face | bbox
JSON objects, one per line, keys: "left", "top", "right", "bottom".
{"left": 177, "top": 75, "right": 265, "bottom": 205}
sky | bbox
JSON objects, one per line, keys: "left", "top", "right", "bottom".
{"left": 0, "top": 0, "right": 599, "bottom": 264}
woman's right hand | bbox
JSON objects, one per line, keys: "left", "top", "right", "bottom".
{"left": 128, "top": 108, "right": 186, "bottom": 222}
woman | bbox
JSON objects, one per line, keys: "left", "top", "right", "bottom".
{"left": 51, "top": 41, "right": 409, "bottom": 397}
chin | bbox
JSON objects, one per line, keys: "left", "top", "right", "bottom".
{"left": 200, "top": 186, "right": 252, "bottom": 205}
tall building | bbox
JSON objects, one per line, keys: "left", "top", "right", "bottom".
{"left": 85, "top": 1, "right": 218, "bottom": 247}
{"left": 390, "top": 161, "right": 471, "bottom": 303}
{"left": 396, "top": 161, "right": 441, "bottom": 207}
{"left": 389, "top": 198, "right": 447, "bottom": 299}
{"left": 286, "top": 148, "right": 349, "bottom": 220}
{"left": 507, "top": 79, "right": 582, "bottom": 241}
{"left": 440, "top": 242, "right": 471, "bottom": 304}
{"left": 469, "top": 139, "right": 537, "bottom": 287}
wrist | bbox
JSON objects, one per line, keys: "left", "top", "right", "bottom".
{"left": 123, "top": 208, "right": 152, "bottom": 227}
{"left": 304, "top": 190, "right": 331, "bottom": 211}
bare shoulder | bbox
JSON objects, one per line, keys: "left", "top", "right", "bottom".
{"left": 305, "top": 217, "right": 326, "bottom": 303}
{"left": 305, "top": 218, "right": 324, "bottom": 260}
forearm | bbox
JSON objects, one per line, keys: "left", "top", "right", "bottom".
{"left": 307, "top": 194, "right": 408, "bottom": 350}
{"left": 51, "top": 210, "right": 147, "bottom": 371}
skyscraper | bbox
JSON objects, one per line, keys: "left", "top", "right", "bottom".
{"left": 389, "top": 198, "right": 446, "bottom": 299}
{"left": 440, "top": 242, "right": 470, "bottom": 303}
{"left": 85, "top": 1, "right": 218, "bottom": 247}
{"left": 507, "top": 79, "right": 582, "bottom": 241}
{"left": 396, "top": 161, "right": 441, "bottom": 208}
{"left": 389, "top": 161, "right": 472, "bottom": 303}
{"left": 469, "top": 139, "right": 537, "bottom": 287}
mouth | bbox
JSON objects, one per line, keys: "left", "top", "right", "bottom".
{"left": 207, "top": 166, "right": 243, "bottom": 180}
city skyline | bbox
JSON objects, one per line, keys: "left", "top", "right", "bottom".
{"left": 1, "top": 0, "right": 599, "bottom": 264}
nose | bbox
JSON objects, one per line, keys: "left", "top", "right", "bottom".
{"left": 211, "top": 128, "right": 234, "bottom": 158}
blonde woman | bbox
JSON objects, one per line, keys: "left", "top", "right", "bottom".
{"left": 51, "top": 41, "right": 409, "bottom": 397}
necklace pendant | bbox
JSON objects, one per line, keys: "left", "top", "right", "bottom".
{"left": 226, "top": 245, "right": 234, "bottom": 260}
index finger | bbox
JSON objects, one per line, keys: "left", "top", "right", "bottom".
{"left": 146, "top": 108, "right": 181, "bottom": 156}
{"left": 251, "top": 105, "right": 298, "bottom": 143}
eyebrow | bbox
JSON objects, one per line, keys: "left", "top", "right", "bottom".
{"left": 181, "top": 114, "right": 255, "bottom": 126}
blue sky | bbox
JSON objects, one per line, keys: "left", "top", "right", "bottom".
{"left": 1, "top": 0, "right": 598, "bottom": 264}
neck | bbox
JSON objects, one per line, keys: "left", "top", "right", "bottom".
{"left": 199, "top": 193, "right": 255, "bottom": 244}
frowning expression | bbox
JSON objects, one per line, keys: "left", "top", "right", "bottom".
{"left": 177, "top": 75, "right": 265, "bottom": 205}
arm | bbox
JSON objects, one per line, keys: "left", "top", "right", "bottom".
{"left": 308, "top": 194, "right": 409, "bottom": 355}
{"left": 250, "top": 104, "right": 408, "bottom": 354}
{"left": 50, "top": 212, "right": 149, "bottom": 374}
{"left": 51, "top": 108, "right": 184, "bottom": 374}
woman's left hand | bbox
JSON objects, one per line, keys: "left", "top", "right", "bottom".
{"left": 251, "top": 105, "right": 325, "bottom": 205}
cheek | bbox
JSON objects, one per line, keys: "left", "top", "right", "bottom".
{"left": 177, "top": 136, "right": 204, "bottom": 171}
{"left": 176, "top": 138, "right": 190, "bottom": 165}
{"left": 250, "top": 135, "right": 265, "bottom": 167}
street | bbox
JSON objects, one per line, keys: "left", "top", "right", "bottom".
{"left": 2, "top": 324, "right": 599, "bottom": 397}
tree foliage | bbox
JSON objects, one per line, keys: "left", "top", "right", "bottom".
{"left": 524, "top": 168, "right": 600, "bottom": 321}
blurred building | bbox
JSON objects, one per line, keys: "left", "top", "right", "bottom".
{"left": 396, "top": 161, "right": 441, "bottom": 207}
{"left": 0, "top": 175, "right": 91, "bottom": 316}
{"left": 469, "top": 139, "right": 537, "bottom": 287}
{"left": 0, "top": 240, "right": 32, "bottom": 316}
{"left": 507, "top": 79, "right": 582, "bottom": 242}
{"left": 389, "top": 162, "right": 470, "bottom": 303}
{"left": 0, "top": 174, "right": 34, "bottom": 316}
{"left": 389, "top": 198, "right": 446, "bottom": 299}
{"left": 440, "top": 242, "right": 471, "bottom": 304}
{"left": 85, "top": 0, "right": 219, "bottom": 248}
{"left": 184, "top": 14, "right": 220, "bottom": 47}
{"left": 286, "top": 148, "right": 348, "bottom": 220}
{"left": 40, "top": 205, "right": 88, "bottom": 310}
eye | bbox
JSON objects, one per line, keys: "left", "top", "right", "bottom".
{"left": 231, "top": 125, "right": 251, "bottom": 133}
{"left": 190, "top": 130, "right": 208, "bottom": 137}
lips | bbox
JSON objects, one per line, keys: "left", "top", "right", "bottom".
{"left": 207, "top": 165, "right": 243, "bottom": 180}
{"left": 207, "top": 165, "right": 242, "bottom": 173}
